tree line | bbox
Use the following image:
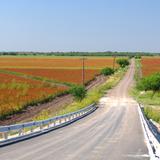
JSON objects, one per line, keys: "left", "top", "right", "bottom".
{"left": 0, "top": 51, "right": 159, "bottom": 57}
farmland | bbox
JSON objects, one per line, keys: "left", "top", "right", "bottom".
{"left": 2, "top": 56, "right": 117, "bottom": 85}
{"left": 0, "top": 57, "right": 117, "bottom": 69}
{"left": 6, "top": 69, "right": 100, "bottom": 85}
{"left": 141, "top": 57, "right": 160, "bottom": 76}
{"left": 0, "top": 56, "right": 116, "bottom": 120}
{"left": 0, "top": 72, "right": 67, "bottom": 119}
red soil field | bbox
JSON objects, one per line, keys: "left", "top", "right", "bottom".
{"left": 6, "top": 69, "right": 100, "bottom": 85}
{"left": 0, "top": 57, "right": 116, "bottom": 69}
{"left": 0, "top": 57, "right": 116, "bottom": 118}
{"left": 141, "top": 57, "right": 160, "bottom": 76}
{"left": 0, "top": 73, "right": 67, "bottom": 118}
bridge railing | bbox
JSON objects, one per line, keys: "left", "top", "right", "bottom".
{"left": 138, "top": 104, "right": 160, "bottom": 159}
{"left": 0, "top": 103, "right": 97, "bottom": 146}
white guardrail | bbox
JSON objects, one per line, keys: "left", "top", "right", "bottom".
{"left": 138, "top": 104, "right": 160, "bottom": 160}
{"left": 0, "top": 103, "right": 97, "bottom": 147}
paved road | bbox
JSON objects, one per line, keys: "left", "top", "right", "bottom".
{"left": 0, "top": 59, "right": 149, "bottom": 160}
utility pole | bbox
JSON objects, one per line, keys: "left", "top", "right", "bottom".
{"left": 113, "top": 55, "right": 116, "bottom": 70}
{"left": 81, "top": 57, "right": 86, "bottom": 86}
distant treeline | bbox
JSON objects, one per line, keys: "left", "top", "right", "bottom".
{"left": 0, "top": 51, "right": 159, "bottom": 57}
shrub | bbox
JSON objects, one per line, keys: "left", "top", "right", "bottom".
{"left": 101, "top": 67, "right": 114, "bottom": 76}
{"left": 135, "top": 55, "right": 141, "bottom": 59}
{"left": 129, "top": 55, "right": 134, "bottom": 59}
{"left": 70, "top": 85, "right": 86, "bottom": 101}
{"left": 116, "top": 59, "right": 129, "bottom": 68}
{"left": 137, "top": 73, "right": 160, "bottom": 96}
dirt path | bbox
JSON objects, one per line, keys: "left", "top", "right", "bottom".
{"left": 0, "top": 75, "right": 106, "bottom": 126}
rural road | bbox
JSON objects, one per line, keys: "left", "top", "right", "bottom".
{"left": 0, "top": 59, "right": 149, "bottom": 160}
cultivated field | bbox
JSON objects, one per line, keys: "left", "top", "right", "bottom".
{"left": 0, "top": 72, "right": 67, "bottom": 118}
{"left": 141, "top": 57, "right": 160, "bottom": 76}
{"left": 0, "top": 57, "right": 116, "bottom": 69}
{"left": 2, "top": 56, "right": 117, "bottom": 84}
{"left": 0, "top": 56, "right": 116, "bottom": 119}
{"left": 6, "top": 69, "right": 100, "bottom": 84}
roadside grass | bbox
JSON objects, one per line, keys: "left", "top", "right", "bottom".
{"left": 144, "top": 106, "right": 160, "bottom": 123}
{"left": 34, "top": 67, "right": 127, "bottom": 121}
{"left": 131, "top": 59, "right": 160, "bottom": 124}
{"left": 134, "top": 59, "right": 141, "bottom": 81}
{"left": 132, "top": 89, "right": 160, "bottom": 106}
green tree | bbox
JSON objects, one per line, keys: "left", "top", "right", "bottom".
{"left": 137, "top": 73, "right": 160, "bottom": 97}
{"left": 135, "top": 55, "right": 141, "bottom": 59}
{"left": 116, "top": 59, "right": 129, "bottom": 68}
{"left": 101, "top": 67, "right": 114, "bottom": 76}
{"left": 70, "top": 85, "right": 86, "bottom": 101}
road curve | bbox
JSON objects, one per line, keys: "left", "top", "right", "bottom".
{"left": 0, "top": 59, "right": 149, "bottom": 160}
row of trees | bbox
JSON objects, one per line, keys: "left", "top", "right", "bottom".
{"left": 0, "top": 51, "right": 157, "bottom": 57}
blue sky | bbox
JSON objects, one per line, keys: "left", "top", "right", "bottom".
{"left": 0, "top": 0, "right": 160, "bottom": 52}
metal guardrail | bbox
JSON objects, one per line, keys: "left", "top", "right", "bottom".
{"left": 138, "top": 104, "right": 160, "bottom": 159}
{"left": 0, "top": 103, "right": 97, "bottom": 146}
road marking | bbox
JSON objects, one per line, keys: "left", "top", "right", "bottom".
{"left": 124, "top": 154, "right": 150, "bottom": 158}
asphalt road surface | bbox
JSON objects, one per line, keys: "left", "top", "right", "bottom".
{"left": 0, "top": 59, "right": 149, "bottom": 160}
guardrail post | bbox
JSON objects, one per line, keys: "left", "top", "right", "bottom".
{"left": 59, "top": 118, "right": 61, "bottom": 124}
{"left": 49, "top": 121, "right": 52, "bottom": 128}
{"left": 40, "top": 124, "right": 43, "bottom": 130}
{"left": 3, "top": 132, "right": 8, "bottom": 140}
{"left": 53, "top": 120, "right": 56, "bottom": 126}
{"left": 19, "top": 128, "right": 24, "bottom": 136}
{"left": 30, "top": 126, "right": 33, "bottom": 133}
{"left": 47, "top": 123, "right": 49, "bottom": 128}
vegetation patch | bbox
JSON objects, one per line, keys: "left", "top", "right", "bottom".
{"left": 116, "top": 58, "right": 129, "bottom": 68}
{"left": 131, "top": 58, "right": 160, "bottom": 124}
{"left": 101, "top": 67, "right": 115, "bottom": 76}
{"left": 143, "top": 106, "right": 160, "bottom": 123}
{"left": 70, "top": 85, "right": 86, "bottom": 101}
